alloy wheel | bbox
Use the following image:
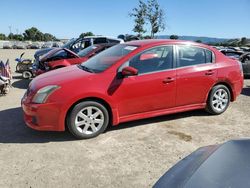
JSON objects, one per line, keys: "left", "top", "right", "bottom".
{"left": 212, "top": 88, "right": 229, "bottom": 112}
{"left": 75, "top": 106, "right": 104, "bottom": 135}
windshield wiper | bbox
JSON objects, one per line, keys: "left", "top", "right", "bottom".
{"left": 79, "top": 65, "right": 95, "bottom": 73}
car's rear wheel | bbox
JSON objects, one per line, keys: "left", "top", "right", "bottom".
{"left": 67, "top": 101, "right": 109, "bottom": 139}
{"left": 206, "top": 85, "right": 230, "bottom": 115}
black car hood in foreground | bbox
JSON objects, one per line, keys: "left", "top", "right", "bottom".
{"left": 154, "top": 139, "right": 250, "bottom": 188}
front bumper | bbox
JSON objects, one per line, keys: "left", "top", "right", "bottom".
{"left": 22, "top": 98, "right": 65, "bottom": 131}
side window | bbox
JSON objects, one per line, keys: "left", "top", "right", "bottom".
{"left": 128, "top": 46, "right": 173, "bottom": 74}
{"left": 107, "top": 39, "right": 120, "bottom": 44}
{"left": 205, "top": 49, "right": 213, "bottom": 63}
{"left": 178, "top": 46, "right": 206, "bottom": 67}
{"left": 94, "top": 38, "right": 107, "bottom": 44}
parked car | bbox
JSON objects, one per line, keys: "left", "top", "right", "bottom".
{"left": 34, "top": 36, "right": 124, "bottom": 63}
{"left": 15, "top": 52, "right": 34, "bottom": 79}
{"left": 33, "top": 43, "right": 116, "bottom": 75}
{"left": 220, "top": 49, "right": 244, "bottom": 60}
{"left": 12, "top": 42, "right": 26, "bottom": 49}
{"left": 22, "top": 40, "right": 243, "bottom": 139}
{"left": 29, "top": 42, "right": 41, "bottom": 49}
{"left": 239, "top": 52, "right": 250, "bottom": 76}
{"left": 41, "top": 42, "right": 60, "bottom": 48}
{"left": 3, "top": 42, "right": 12, "bottom": 49}
{"left": 154, "top": 139, "right": 250, "bottom": 188}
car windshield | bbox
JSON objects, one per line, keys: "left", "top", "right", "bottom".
{"left": 77, "top": 45, "right": 98, "bottom": 57}
{"left": 80, "top": 44, "right": 138, "bottom": 73}
{"left": 61, "top": 38, "right": 76, "bottom": 49}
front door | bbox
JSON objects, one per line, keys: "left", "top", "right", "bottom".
{"left": 112, "top": 46, "right": 177, "bottom": 117}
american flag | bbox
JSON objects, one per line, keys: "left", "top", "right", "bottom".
{"left": 0, "top": 59, "right": 12, "bottom": 79}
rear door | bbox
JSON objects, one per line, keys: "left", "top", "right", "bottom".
{"left": 175, "top": 45, "right": 217, "bottom": 106}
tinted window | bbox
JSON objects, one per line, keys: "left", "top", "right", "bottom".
{"left": 107, "top": 39, "right": 120, "bottom": 44}
{"left": 178, "top": 46, "right": 206, "bottom": 67}
{"left": 94, "top": 38, "right": 107, "bottom": 44}
{"left": 78, "top": 46, "right": 98, "bottom": 57}
{"left": 205, "top": 49, "right": 213, "bottom": 63}
{"left": 128, "top": 46, "right": 173, "bottom": 74}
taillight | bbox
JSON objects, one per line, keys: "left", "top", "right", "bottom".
{"left": 237, "top": 61, "right": 244, "bottom": 77}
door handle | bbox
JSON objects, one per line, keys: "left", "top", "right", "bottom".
{"left": 163, "top": 77, "right": 175, "bottom": 84}
{"left": 205, "top": 70, "right": 215, "bottom": 76}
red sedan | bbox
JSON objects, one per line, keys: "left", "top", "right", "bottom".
{"left": 22, "top": 40, "right": 243, "bottom": 139}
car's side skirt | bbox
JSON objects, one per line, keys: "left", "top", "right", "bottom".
{"left": 117, "top": 103, "right": 206, "bottom": 125}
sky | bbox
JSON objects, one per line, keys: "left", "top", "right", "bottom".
{"left": 0, "top": 0, "right": 250, "bottom": 39}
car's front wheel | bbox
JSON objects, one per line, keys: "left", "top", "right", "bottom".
{"left": 206, "top": 85, "right": 231, "bottom": 115}
{"left": 67, "top": 101, "right": 109, "bottom": 139}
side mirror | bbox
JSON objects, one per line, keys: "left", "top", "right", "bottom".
{"left": 121, "top": 66, "right": 138, "bottom": 77}
{"left": 140, "top": 53, "right": 158, "bottom": 61}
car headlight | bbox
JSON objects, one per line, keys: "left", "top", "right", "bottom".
{"left": 32, "top": 85, "right": 60, "bottom": 104}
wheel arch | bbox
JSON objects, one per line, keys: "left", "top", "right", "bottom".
{"left": 207, "top": 81, "right": 234, "bottom": 102}
{"left": 64, "top": 97, "right": 114, "bottom": 130}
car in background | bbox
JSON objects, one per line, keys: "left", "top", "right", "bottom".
{"left": 41, "top": 42, "right": 60, "bottom": 48}
{"left": 220, "top": 49, "right": 244, "bottom": 60}
{"left": 29, "top": 42, "right": 41, "bottom": 49}
{"left": 34, "top": 36, "right": 124, "bottom": 63}
{"left": 22, "top": 40, "right": 243, "bottom": 139}
{"left": 154, "top": 139, "right": 250, "bottom": 188}
{"left": 3, "top": 42, "right": 12, "bottom": 49}
{"left": 33, "top": 43, "right": 116, "bottom": 75}
{"left": 12, "top": 42, "right": 26, "bottom": 49}
{"left": 239, "top": 52, "right": 250, "bottom": 76}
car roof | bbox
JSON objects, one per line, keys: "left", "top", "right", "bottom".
{"left": 126, "top": 39, "right": 212, "bottom": 49}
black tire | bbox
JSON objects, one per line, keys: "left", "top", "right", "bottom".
{"left": 206, "top": 84, "right": 231, "bottom": 115}
{"left": 67, "top": 101, "right": 109, "bottom": 139}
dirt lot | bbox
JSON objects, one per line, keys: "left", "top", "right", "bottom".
{"left": 0, "top": 49, "right": 250, "bottom": 188}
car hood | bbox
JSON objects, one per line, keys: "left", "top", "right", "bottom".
{"left": 40, "top": 48, "right": 79, "bottom": 63}
{"left": 154, "top": 139, "right": 250, "bottom": 188}
{"left": 34, "top": 48, "right": 55, "bottom": 59}
{"left": 30, "top": 65, "right": 92, "bottom": 91}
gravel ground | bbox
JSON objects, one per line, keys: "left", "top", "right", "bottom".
{"left": 0, "top": 49, "right": 250, "bottom": 188}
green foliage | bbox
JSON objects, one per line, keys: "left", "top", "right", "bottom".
{"left": 147, "top": 0, "right": 165, "bottom": 38}
{"left": 0, "top": 33, "right": 6, "bottom": 40}
{"left": 129, "top": 0, "right": 147, "bottom": 37}
{"left": 130, "top": 0, "right": 166, "bottom": 38}
{"left": 240, "top": 37, "right": 247, "bottom": 46}
{"left": 79, "top": 32, "right": 95, "bottom": 38}
{"left": 22, "top": 27, "right": 57, "bottom": 41}
{"left": 170, "top": 35, "right": 179, "bottom": 40}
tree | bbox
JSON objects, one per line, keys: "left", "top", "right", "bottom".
{"left": 146, "top": 0, "right": 165, "bottom": 38}
{"left": 196, "top": 40, "right": 202, "bottom": 43}
{"left": 12, "top": 34, "right": 24, "bottom": 41}
{"left": 170, "top": 35, "right": 178, "bottom": 40}
{"left": 129, "top": 0, "right": 147, "bottom": 38}
{"left": 43, "top": 33, "right": 57, "bottom": 41}
{"left": 0, "top": 33, "right": 6, "bottom": 40}
{"left": 79, "top": 32, "right": 94, "bottom": 38}
{"left": 240, "top": 37, "right": 247, "bottom": 46}
{"left": 23, "top": 27, "right": 41, "bottom": 41}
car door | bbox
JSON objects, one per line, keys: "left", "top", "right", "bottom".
{"left": 175, "top": 45, "right": 217, "bottom": 107}
{"left": 113, "top": 46, "right": 177, "bottom": 117}
{"left": 242, "top": 54, "right": 250, "bottom": 75}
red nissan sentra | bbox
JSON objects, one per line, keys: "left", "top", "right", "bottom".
{"left": 22, "top": 40, "right": 243, "bottom": 139}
